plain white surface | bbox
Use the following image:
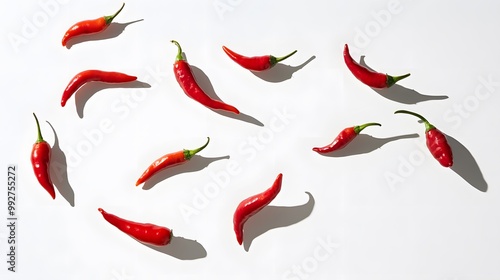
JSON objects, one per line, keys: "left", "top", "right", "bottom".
{"left": 1, "top": 0, "right": 500, "bottom": 279}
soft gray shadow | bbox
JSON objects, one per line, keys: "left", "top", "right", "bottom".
{"left": 243, "top": 192, "right": 315, "bottom": 251}
{"left": 141, "top": 155, "right": 230, "bottom": 190}
{"left": 143, "top": 235, "right": 207, "bottom": 260}
{"left": 189, "top": 65, "right": 263, "bottom": 126}
{"left": 46, "top": 121, "right": 75, "bottom": 206}
{"left": 359, "top": 56, "right": 448, "bottom": 104}
{"left": 315, "top": 133, "right": 419, "bottom": 157}
{"left": 65, "top": 20, "right": 143, "bottom": 49}
{"left": 251, "top": 55, "right": 316, "bottom": 83}
{"left": 445, "top": 133, "right": 488, "bottom": 192}
{"left": 75, "top": 80, "right": 151, "bottom": 118}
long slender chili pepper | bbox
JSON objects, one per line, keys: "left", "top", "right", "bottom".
{"left": 343, "top": 44, "right": 410, "bottom": 89}
{"left": 62, "top": 3, "right": 125, "bottom": 47}
{"left": 222, "top": 46, "right": 297, "bottom": 72}
{"left": 233, "top": 173, "right": 283, "bottom": 245}
{"left": 394, "top": 110, "right": 453, "bottom": 167}
{"left": 98, "top": 208, "right": 172, "bottom": 246}
{"left": 31, "top": 113, "right": 56, "bottom": 199}
{"left": 61, "top": 70, "right": 137, "bottom": 107}
{"left": 171, "top": 40, "right": 240, "bottom": 114}
{"left": 135, "top": 137, "right": 210, "bottom": 186}
{"left": 313, "top": 122, "right": 381, "bottom": 154}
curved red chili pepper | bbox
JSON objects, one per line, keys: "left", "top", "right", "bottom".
{"left": 171, "top": 40, "right": 240, "bottom": 114}
{"left": 62, "top": 3, "right": 125, "bottom": 47}
{"left": 61, "top": 70, "right": 137, "bottom": 107}
{"left": 395, "top": 110, "right": 453, "bottom": 167}
{"left": 233, "top": 173, "right": 283, "bottom": 245}
{"left": 343, "top": 44, "right": 410, "bottom": 89}
{"left": 98, "top": 208, "right": 172, "bottom": 246}
{"left": 135, "top": 137, "right": 210, "bottom": 186}
{"left": 222, "top": 46, "right": 297, "bottom": 72}
{"left": 31, "top": 113, "right": 56, "bottom": 199}
{"left": 313, "top": 122, "right": 381, "bottom": 154}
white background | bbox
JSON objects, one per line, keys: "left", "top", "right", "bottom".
{"left": 1, "top": 0, "right": 500, "bottom": 279}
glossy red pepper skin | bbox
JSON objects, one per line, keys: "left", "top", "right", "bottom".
{"left": 171, "top": 40, "right": 240, "bottom": 114}
{"left": 98, "top": 208, "right": 172, "bottom": 246}
{"left": 313, "top": 122, "right": 381, "bottom": 154}
{"left": 395, "top": 110, "right": 453, "bottom": 167}
{"left": 135, "top": 137, "right": 210, "bottom": 186}
{"left": 61, "top": 70, "right": 137, "bottom": 107}
{"left": 62, "top": 3, "right": 125, "bottom": 47}
{"left": 31, "top": 113, "right": 56, "bottom": 199}
{"left": 343, "top": 44, "right": 410, "bottom": 89}
{"left": 222, "top": 46, "right": 297, "bottom": 72}
{"left": 233, "top": 173, "right": 283, "bottom": 245}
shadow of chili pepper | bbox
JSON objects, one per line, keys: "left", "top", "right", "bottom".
{"left": 243, "top": 192, "right": 315, "bottom": 252}
{"left": 189, "top": 65, "right": 263, "bottom": 126}
{"left": 358, "top": 56, "right": 448, "bottom": 104}
{"left": 142, "top": 155, "right": 230, "bottom": 190}
{"left": 74, "top": 80, "right": 151, "bottom": 118}
{"left": 317, "top": 133, "right": 419, "bottom": 157}
{"left": 251, "top": 55, "right": 316, "bottom": 83}
{"left": 46, "top": 121, "right": 75, "bottom": 207}
{"left": 65, "top": 19, "right": 143, "bottom": 49}
{"left": 444, "top": 133, "right": 488, "bottom": 192}
{"left": 144, "top": 235, "right": 207, "bottom": 260}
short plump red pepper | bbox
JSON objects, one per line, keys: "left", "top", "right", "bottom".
{"left": 171, "top": 40, "right": 240, "bottom": 114}
{"left": 233, "top": 173, "right": 283, "bottom": 245}
{"left": 31, "top": 113, "right": 56, "bottom": 199}
{"left": 395, "top": 110, "right": 453, "bottom": 167}
{"left": 135, "top": 137, "right": 210, "bottom": 186}
{"left": 222, "top": 46, "right": 297, "bottom": 72}
{"left": 313, "top": 122, "right": 381, "bottom": 154}
{"left": 61, "top": 70, "right": 137, "bottom": 107}
{"left": 343, "top": 44, "right": 410, "bottom": 89}
{"left": 98, "top": 208, "right": 172, "bottom": 246}
{"left": 62, "top": 3, "right": 125, "bottom": 47}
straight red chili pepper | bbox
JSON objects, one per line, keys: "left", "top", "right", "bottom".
{"left": 395, "top": 110, "right": 453, "bottom": 167}
{"left": 31, "top": 113, "right": 56, "bottom": 199}
{"left": 135, "top": 137, "right": 210, "bottom": 186}
{"left": 222, "top": 46, "right": 297, "bottom": 72}
{"left": 61, "top": 70, "right": 137, "bottom": 107}
{"left": 313, "top": 122, "right": 381, "bottom": 154}
{"left": 233, "top": 173, "right": 283, "bottom": 245}
{"left": 62, "top": 3, "right": 125, "bottom": 47}
{"left": 98, "top": 208, "right": 172, "bottom": 246}
{"left": 171, "top": 40, "right": 240, "bottom": 114}
{"left": 343, "top": 44, "right": 410, "bottom": 89}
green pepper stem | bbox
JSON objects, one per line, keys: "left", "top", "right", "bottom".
{"left": 270, "top": 50, "right": 297, "bottom": 67}
{"left": 33, "top": 113, "right": 44, "bottom": 143}
{"left": 183, "top": 137, "right": 210, "bottom": 160}
{"left": 104, "top": 3, "right": 125, "bottom": 25}
{"left": 386, "top": 73, "right": 410, "bottom": 87}
{"left": 353, "top": 122, "right": 381, "bottom": 134}
{"left": 394, "top": 110, "right": 435, "bottom": 132}
{"left": 171, "top": 40, "right": 184, "bottom": 62}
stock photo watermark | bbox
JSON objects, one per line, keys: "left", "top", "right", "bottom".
{"left": 7, "top": 0, "right": 71, "bottom": 53}
{"left": 282, "top": 236, "right": 339, "bottom": 280}
{"left": 110, "top": 268, "right": 134, "bottom": 280}
{"left": 213, "top": 0, "right": 244, "bottom": 20}
{"left": 179, "top": 107, "right": 296, "bottom": 223}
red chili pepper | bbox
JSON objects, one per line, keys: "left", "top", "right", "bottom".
{"left": 222, "top": 46, "right": 297, "bottom": 72}
{"left": 313, "top": 122, "right": 381, "bottom": 154}
{"left": 135, "top": 137, "right": 210, "bottom": 186}
{"left": 343, "top": 44, "right": 410, "bottom": 89}
{"left": 62, "top": 3, "right": 125, "bottom": 47}
{"left": 394, "top": 110, "right": 453, "bottom": 167}
{"left": 171, "top": 40, "right": 240, "bottom": 114}
{"left": 31, "top": 113, "right": 56, "bottom": 199}
{"left": 61, "top": 70, "right": 137, "bottom": 107}
{"left": 98, "top": 208, "right": 172, "bottom": 246}
{"left": 233, "top": 173, "right": 283, "bottom": 245}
